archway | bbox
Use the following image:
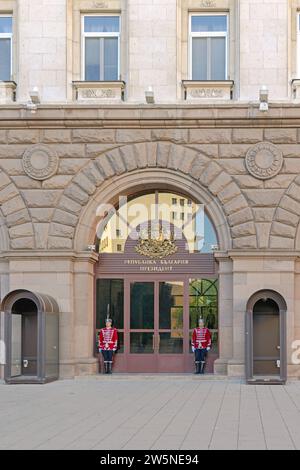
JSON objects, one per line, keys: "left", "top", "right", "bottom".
{"left": 245, "top": 290, "right": 287, "bottom": 384}
{"left": 2, "top": 289, "right": 59, "bottom": 384}
{"left": 94, "top": 188, "right": 219, "bottom": 373}
{"left": 73, "top": 168, "right": 232, "bottom": 252}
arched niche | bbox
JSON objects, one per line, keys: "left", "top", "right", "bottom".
{"left": 245, "top": 289, "right": 287, "bottom": 385}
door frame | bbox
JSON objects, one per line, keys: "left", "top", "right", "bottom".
{"left": 95, "top": 273, "right": 219, "bottom": 373}
{"left": 125, "top": 276, "right": 187, "bottom": 373}
{"left": 245, "top": 289, "right": 287, "bottom": 384}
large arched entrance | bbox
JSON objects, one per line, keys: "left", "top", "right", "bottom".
{"left": 94, "top": 189, "right": 219, "bottom": 373}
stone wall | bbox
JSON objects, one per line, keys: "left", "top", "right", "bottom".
{"left": 0, "top": 113, "right": 300, "bottom": 252}
{"left": 3, "top": 0, "right": 297, "bottom": 102}
{"left": 0, "top": 104, "right": 299, "bottom": 379}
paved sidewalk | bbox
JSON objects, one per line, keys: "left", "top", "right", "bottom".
{"left": 1, "top": 376, "right": 300, "bottom": 450}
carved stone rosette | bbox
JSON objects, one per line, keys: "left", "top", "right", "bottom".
{"left": 22, "top": 144, "right": 59, "bottom": 181}
{"left": 245, "top": 142, "right": 283, "bottom": 180}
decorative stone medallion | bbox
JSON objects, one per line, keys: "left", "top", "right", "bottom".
{"left": 245, "top": 142, "right": 283, "bottom": 180}
{"left": 22, "top": 145, "right": 59, "bottom": 181}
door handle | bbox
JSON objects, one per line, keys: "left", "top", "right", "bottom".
{"left": 152, "top": 334, "right": 155, "bottom": 352}
{"left": 157, "top": 334, "right": 160, "bottom": 352}
{"left": 23, "top": 359, "right": 28, "bottom": 368}
{"left": 277, "top": 346, "right": 280, "bottom": 350}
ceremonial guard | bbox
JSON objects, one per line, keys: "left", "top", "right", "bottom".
{"left": 98, "top": 312, "right": 118, "bottom": 374}
{"left": 191, "top": 317, "right": 212, "bottom": 374}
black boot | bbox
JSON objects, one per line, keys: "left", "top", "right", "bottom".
{"left": 200, "top": 361, "right": 206, "bottom": 374}
{"left": 104, "top": 362, "right": 108, "bottom": 374}
{"left": 108, "top": 362, "right": 112, "bottom": 374}
{"left": 194, "top": 362, "right": 200, "bottom": 374}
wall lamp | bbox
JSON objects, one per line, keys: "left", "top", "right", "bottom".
{"left": 259, "top": 85, "right": 269, "bottom": 112}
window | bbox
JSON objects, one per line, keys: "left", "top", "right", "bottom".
{"left": 82, "top": 15, "right": 120, "bottom": 81}
{"left": 0, "top": 15, "right": 12, "bottom": 81}
{"left": 180, "top": 199, "right": 185, "bottom": 207}
{"left": 189, "top": 14, "right": 228, "bottom": 81}
{"left": 172, "top": 198, "right": 177, "bottom": 205}
{"left": 297, "top": 13, "right": 300, "bottom": 77}
{"left": 117, "top": 244, "right": 122, "bottom": 252}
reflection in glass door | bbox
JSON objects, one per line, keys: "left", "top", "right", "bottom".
{"left": 158, "top": 281, "right": 184, "bottom": 354}
{"left": 130, "top": 282, "right": 154, "bottom": 354}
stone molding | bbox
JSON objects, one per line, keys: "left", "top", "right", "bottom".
{"left": 245, "top": 142, "right": 283, "bottom": 180}
{"left": 22, "top": 144, "right": 59, "bottom": 181}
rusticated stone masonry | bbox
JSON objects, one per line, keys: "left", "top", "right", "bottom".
{"left": 0, "top": 126, "right": 300, "bottom": 251}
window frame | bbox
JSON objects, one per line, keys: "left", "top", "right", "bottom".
{"left": 0, "top": 14, "right": 13, "bottom": 81}
{"left": 297, "top": 12, "right": 300, "bottom": 77}
{"left": 81, "top": 13, "right": 121, "bottom": 82}
{"left": 188, "top": 12, "right": 229, "bottom": 81}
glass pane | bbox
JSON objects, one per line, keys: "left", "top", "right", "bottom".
{"left": 11, "top": 314, "right": 22, "bottom": 377}
{"left": 201, "top": 215, "right": 218, "bottom": 253}
{"left": 192, "top": 37, "right": 207, "bottom": 80}
{"left": 130, "top": 332, "right": 154, "bottom": 354}
{"left": 85, "top": 37, "right": 100, "bottom": 80}
{"left": 0, "top": 16, "right": 12, "bottom": 33}
{"left": 0, "top": 38, "right": 11, "bottom": 81}
{"left": 211, "top": 37, "right": 226, "bottom": 80}
{"left": 159, "top": 333, "right": 183, "bottom": 354}
{"left": 96, "top": 279, "right": 124, "bottom": 329}
{"left": 104, "top": 37, "right": 118, "bottom": 80}
{"left": 159, "top": 281, "right": 183, "bottom": 330}
{"left": 189, "top": 278, "right": 218, "bottom": 329}
{"left": 130, "top": 282, "right": 154, "bottom": 329}
{"left": 191, "top": 15, "right": 227, "bottom": 33}
{"left": 97, "top": 192, "right": 218, "bottom": 254}
{"left": 84, "top": 16, "right": 119, "bottom": 33}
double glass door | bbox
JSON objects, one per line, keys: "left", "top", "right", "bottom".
{"left": 95, "top": 276, "right": 218, "bottom": 373}
{"left": 127, "top": 280, "right": 185, "bottom": 372}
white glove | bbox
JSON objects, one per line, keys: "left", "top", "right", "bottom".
{"left": 206, "top": 347, "right": 211, "bottom": 351}
{"left": 192, "top": 346, "right": 195, "bottom": 353}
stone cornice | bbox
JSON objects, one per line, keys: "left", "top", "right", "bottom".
{"left": 0, "top": 250, "right": 99, "bottom": 263}
{"left": 224, "top": 250, "right": 300, "bottom": 259}
{"left": 2, "top": 103, "right": 300, "bottom": 128}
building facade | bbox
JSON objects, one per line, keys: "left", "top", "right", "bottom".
{"left": 0, "top": 0, "right": 300, "bottom": 382}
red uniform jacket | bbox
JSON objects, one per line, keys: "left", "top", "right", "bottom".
{"left": 192, "top": 327, "right": 211, "bottom": 349}
{"left": 98, "top": 327, "right": 118, "bottom": 351}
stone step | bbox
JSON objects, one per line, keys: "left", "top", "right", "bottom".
{"left": 74, "top": 373, "right": 243, "bottom": 382}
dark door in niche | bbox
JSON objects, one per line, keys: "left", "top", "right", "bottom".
{"left": 253, "top": 299, "right": 280, "bottom": 376}
{"left": 11, "top": 299, "right": 38, "bottom": 376}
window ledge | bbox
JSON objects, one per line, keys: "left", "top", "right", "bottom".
{"left": 291, "top": 79, "right": 300, "bottom": 99}
{"left": 0, "top": 81, "right": 17, "bottom": 104}
{"left": 182, "top": 80, "right": 234, "bottom": 101}
{"left": 72, "top": 81, "right": 125, "bottom": 102}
